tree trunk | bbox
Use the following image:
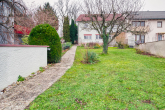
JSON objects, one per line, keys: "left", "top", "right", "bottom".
{"left": 102, "top": 35, "right": 109, "bottom": 54}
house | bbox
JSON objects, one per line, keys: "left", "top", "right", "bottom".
{"left": 76, "top": 11, "right": 165, "bottom": 47}
{"left": 76, "top": 14, "right": 118, "bottom": 46}
{"left": 127, "top": 11, "right": 165, "bottom": 47}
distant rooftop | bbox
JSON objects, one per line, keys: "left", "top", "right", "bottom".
{"left": 133, "top": 11, "right": 165, "bottom": 20}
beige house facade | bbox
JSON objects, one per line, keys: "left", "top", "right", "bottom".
{"left": 76, "top": 11, "right": 165, "bottom": 46}
{"left": 127, "top": 11, "right": 165, "bottom": 47}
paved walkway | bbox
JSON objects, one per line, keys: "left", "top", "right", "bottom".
{"left": 0, "top": 46, "right": 77, "bottom": 110}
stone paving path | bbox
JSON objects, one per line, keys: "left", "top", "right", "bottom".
{"left": 0, "top": 46, "right": 77, "bottom": 110}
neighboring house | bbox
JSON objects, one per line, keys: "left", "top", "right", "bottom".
{"left": 76, "top": 11, "right": 165, "bottom": 47}
{"left": 127, "top": 11, "right": 165, "bottom": 46}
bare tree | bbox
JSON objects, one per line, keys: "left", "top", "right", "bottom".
{"left": 68, "top": 2, "right": 80, "bottom": 22}
{"left": 80, "top": 0, "right": 145, "bottom": 54}
{"left": 55, "top": 0, "right": 70, "bottom": 24}
{"left": 14, "top": 2, "right": 59, "bottom": 44}
{"left": 55, "top": 0, "right": 80, "bottom": 27}
{"left": 33, "top": 4, "right": 59, "bottom": 30}
{"left": 0, "top": 0, "right": 26, "bottom": 44}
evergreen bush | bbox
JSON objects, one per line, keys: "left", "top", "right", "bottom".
{"left": 63, "top": 16, "right": 70, "bottom": 42}
{"left": 28, "top": 24, "right": 62, "bottom": 63}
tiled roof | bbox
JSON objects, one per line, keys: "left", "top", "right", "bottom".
{"left": 76, "top": 14, "right": 122, "bottom": 22}
{"left": 133, "top": 11, "right": 165, "bottom": 20}
{"left": 76, "top": 11, "right": 165, "bottom": 22}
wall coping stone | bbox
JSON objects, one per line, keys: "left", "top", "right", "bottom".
{"left": 0, "top": 44, "right": 49, "bottom": 47}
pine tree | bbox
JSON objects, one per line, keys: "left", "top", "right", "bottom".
{"left": 63, "top": 16, "right": 70, "bottom": 42}
{"left": 70, "top": 19, "right": 75, "bottom": 44}
{"left": 75, "top": 24, "right": 78, "bottom": 43}
{"left": 43, "top": 2, "right": 54, "bottom": 13}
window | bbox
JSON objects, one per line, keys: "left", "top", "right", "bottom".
{"left": 96, "top": 34, "right": 102, "bottom": 39}
{"left": 158, "top": 34, "right": 162, "bottom": 41}
{"left": 157, "top": 21, "right": 162, "bottom": 28}
{"left": 135, "top": 35, "right": 145, "bottom": 43}
{"left": 109, "top": 35, "right": 112, "bottom": 40}
{"left": 84, "top": 23, "right": 88, "bottom": 28}
{"left": 84, "top": 34, "right": 92, "bottom": 39}
{"left": 132, "top": 21, "right": 145, "bottom": 27}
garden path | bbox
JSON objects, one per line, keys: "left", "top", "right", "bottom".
{"left": 0, "top": 45, "right": 77, "bottom": 110}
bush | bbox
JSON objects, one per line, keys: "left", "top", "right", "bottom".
{"left": 17, "top": 75, "right": 25, "bottom": 82}
{"left": 21, "top": 35, "right": 29, "bottom": 45}
{"left": 117, "top": 42, "right": 124, "bottom": 49}
{"left": 94, "top": 43, "right": 101, "bottom": 49}
{"left": 28, "top": 24, "right": 62, "bottom": 63}
{"left": 135, "top": 49, "right": 145, "bottom": 54}
{"left": 85, "top": 42, "right": 101, "bottom": 49}
{"left": 80, "top": 44, "right": 84, "bottom": 47}
{"left": 62, "top": 42, "right": 72, "bottom": 50}
{"left": 83, "top": 50, "right": 99, "bottom": 64}
{"left": 124, "top": 44, "right": 129, "bottom": 48}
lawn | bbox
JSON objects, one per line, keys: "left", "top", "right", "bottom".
{"left": 27, "top": 47, "right": 165, "bottom": 110}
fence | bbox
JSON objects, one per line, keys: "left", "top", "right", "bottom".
{"left": 137, "top": 40, "right": 165, "bottom": 57}
{"left": 0, "top": 44, "right": 48, "bottom": 91}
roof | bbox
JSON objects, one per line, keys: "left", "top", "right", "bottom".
{"left": 133, "top": 11, "right": 165, "bottom": 20}
{"left": 76, "top": 14, "right": 122, "bottom": 22}
{"left": 76, "top": 11, "right": 165, "bottom": 21}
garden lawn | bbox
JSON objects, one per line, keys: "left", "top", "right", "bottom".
{"left": 27, "top": 47, "right": 165, "bottom": 110}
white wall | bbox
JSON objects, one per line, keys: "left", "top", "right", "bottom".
{"left": 137, "top": 40, "right": 165, "bottom": 57}
{"left": 146, "top": 20, "right": 165, "bottom": 42}
{"left": 0, "top": 45, "right": 48, "bottom": 91}
{"left": 127, "top": 20, "right": 165, "bottom": 46}
{"left": 78, "top": 22, "right": 103, "bottom": 44}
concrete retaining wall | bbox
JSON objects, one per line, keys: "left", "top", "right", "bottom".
{"left": 0, "top": 44, "right": 48, "bottom": 91}
{"left": 137, "top": 40, "right": 165, "bottom": 57}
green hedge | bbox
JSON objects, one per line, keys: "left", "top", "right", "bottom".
{"left": 28, "top": 24, "right": 62, "bottom": 63}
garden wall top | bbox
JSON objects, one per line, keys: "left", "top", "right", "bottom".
{"left": 0, "top": 44, "right": 49, "bottom": 47}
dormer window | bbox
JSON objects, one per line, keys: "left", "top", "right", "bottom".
{"left": 157, "top": 21, "right": 162, "bottom": 28}
{"left": 132, "top": 21, "right": 145, "bottom": 27}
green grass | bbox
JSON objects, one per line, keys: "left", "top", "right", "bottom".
{"left": 27, "top": 47, "right": 165, "bottom": 110}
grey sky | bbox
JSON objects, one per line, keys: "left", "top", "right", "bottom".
{"left": 24, "top": 0, "right": 165, "bottom": 11}
{"left": 24, "top": 0, "right": 165, "bottom": 37}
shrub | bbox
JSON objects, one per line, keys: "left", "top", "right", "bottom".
{"left": 94, "top": 43, "right": 101, "bottom": 49}
{"left": 83, "top": 50, "right": 99, "bottom": 64}
{"left": 135, "top": 49, "right": 145, "bottom": 54}
{"left": 21, "top": 35, "right": 29, "bottom": 45}
{"left": 124, "top": 44, "right": 129, "bottom": 48}
{"left": 28, "top": 24, "right": 62, "bottom": 63}
{"left": 117, "top": 42, "right": 124, "bottom": 49}
{"left": 85, "top": 42, "right": 101, "bottom": 49}
{"left": 17, "top": 75, "right": 25, "bottom": 82}
{"left": 80, "top": 44, "right": 84, "bottom": 47}
{"left": 62, "top": 42, "right": 72, "bottom": 50}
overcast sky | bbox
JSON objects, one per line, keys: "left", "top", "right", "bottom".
{"left": 24, "top": 0, "right": 165, "bottom": 36}
{"left": 24, "top": 0, "right": 165, "bottom": 11}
